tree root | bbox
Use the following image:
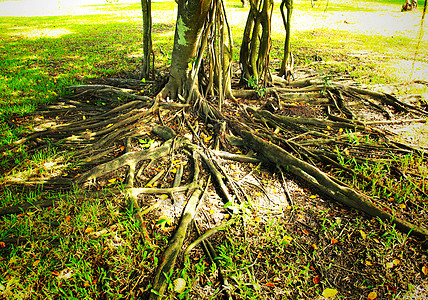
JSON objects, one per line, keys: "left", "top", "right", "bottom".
{"left": 230, "top": 121, "right": 428, "bottom": 240}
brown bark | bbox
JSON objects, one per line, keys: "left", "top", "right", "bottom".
{"left": 158, "top": 0, "right": 212, "bottom": 101}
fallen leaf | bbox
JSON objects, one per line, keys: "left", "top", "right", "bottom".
{"left": 399, "top": 203, "right": 406, "bottom": 209}
{"left": 302, "top": 229, "right": 309, "bottom": 235}
{"left": 359, "top": 230, "right": 367, "bottom": 239}
{"left": 422, "top": 265, "right": 428, "bottom": 275}
{"left": 84, "top": 227, "right": 94, "bottom": 234}
{"left": 385, "top": 262, "right": 394, "bottom": 269}
{"left": 365, "top": 261, "right": 373, "bottom": 266}
{"left": 368, "top": 291, "right": 377, "bottom": 300}
{"left": 82, "top": 115, "right": 86, "bottom": 120}
{"left": 393, "top": 259, "right": 400, "bottom": 266}
{"left": 119, "top": 146, "right": 125, "bottom": 151}
{"left": 286, "top": 205, "right": 292, "bottom": 210}
{"left": 0, "top": 242, "right": 5, "bottom": 248}
{"left": 312, "top": 244, "right": 318, "bottom": 250}
{"left": 108, "top": 178, "right": 117, "bottom": 183}
{"left": 33, "top": 260, "right": 40, "bottom": 267}
{"left": 313, "top": 275, "right": 321, "bottom": 284}
{"left": 64, "top": 216, "right": 71, "bottom": 222}
{"left": 171, "top": 168, "right": 177, "bottom": 173}
{"left": 322, "top": 288, "right": 338, "bottom": 298}
{"left": 106, "top": 123, "right": 113, "bottom": 128}
{"left": 265, "top": 282, "right": 275, "bottom": 288}
{"left": 158, "top": 194, "right": 168, "bottom": 200}
{"left": 273, "top": 276, "right": 281, "bottom": 282}
{"left": 331, "top": 238, "right": 339, "bottom": 244}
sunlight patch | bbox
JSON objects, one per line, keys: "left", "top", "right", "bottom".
{"left": 10, "top": 28, "right": 73, "bottom": 39}
{"left": 384, "top": 59, "right": 428, "bottom": 82}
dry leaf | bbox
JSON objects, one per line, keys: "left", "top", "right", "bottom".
{"left": 119, "top": 146, "right": 125, "bottom": 151}
{"left": 64, "top": 215, "right": 71, "bottom": 222}
{"left": 0, "top": 242, "right": 6, "bottom": 248}
{"left": 108, "top": 178, "right": 116, "bottom": 183}
{"left": 322, "top": 288, "right": 338, "bottom": 298}
{"left": 312, "top": 244, "right": 318, "bottom": 250}
{"left": 106, "top": 123, "right": 113, "bottom": 128}
{"left": 360, "top": 230, "right": 367, "bottom": 239}
{"left": 422, "top": 265, "right": 428, "bottom": 275}
{"left": 368, "top": 291, "right": 377, "bottom": 300}
{"left": 33, "top": 260, "right": 40, "bottom": 267}
{"left": 365, "top": 261, "right": 373, "bottom": 266}
{"left": 265, "top": 282, "right": 275, "bottom": 288}
{"left": 393, "top": 259, "right": 400, "bottom": 266}
{"left": 399, "top": 203, "right": 406, "bottom": 209}
{"left": 331, "top": 238, "right": 339, "bottom": 244}
{"left": 313, "top": 275, "right": 321, "bottom": 284}
{"left": 84, "top": 227, "right": 94, "bottom": 234}
{"left": 386, "top": 262, "right": 394, "bottom": 269}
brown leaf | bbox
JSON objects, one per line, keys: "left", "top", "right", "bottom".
{"left": 265, "top": 282, "right": 275, "bottom": 288}
{"left": 331, "top": 238, "right": 339, "bottom": 244}
{"left": 313, "top": 275, "right": 321, "bottom": 284}
{"left": 368, "top": 291, "right": 377, "bottom": 300}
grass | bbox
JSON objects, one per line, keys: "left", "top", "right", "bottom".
{"left": 1, "top": 0, "right": 428, "bottom": 299}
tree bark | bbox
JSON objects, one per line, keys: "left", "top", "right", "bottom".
{"left": 279, "top": 0, "right": 293, "bottom": 79}
{"left": 158, "top": 0, "right": 212, "bottom": 100}
{"left": 141, "top": 0, "right": 153, "bottom": 79}
{"left": 239, "top": 0, "right": 273, "bottom": 85}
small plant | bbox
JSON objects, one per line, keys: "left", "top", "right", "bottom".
{"left": 245, "top": 76, "right": 267, "bottom": 97}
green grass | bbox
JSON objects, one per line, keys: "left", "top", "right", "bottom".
{"left": 1, "top": 0, "right": 428, "bottom": 298}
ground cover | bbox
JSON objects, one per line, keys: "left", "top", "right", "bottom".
{"left": 1, "top": 0, "right": 428, "bottom": 299}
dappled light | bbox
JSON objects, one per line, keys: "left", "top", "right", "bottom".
{"left": 9, "top": 28, "right": 74, "bottom": 39}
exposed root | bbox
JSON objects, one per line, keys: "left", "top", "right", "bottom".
{"left": 3, "top": 73, "right": 428, "bottom": 299}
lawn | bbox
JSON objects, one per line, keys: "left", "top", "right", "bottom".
{"left": 1, "top": 0, "right": 428, "bottom": 299}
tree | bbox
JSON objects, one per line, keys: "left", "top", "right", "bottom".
{"left": 2, "top": 1, "right": 428, "bottom": 299}
{"left": 140, "top": 0, "right": 153, "bottom": 79}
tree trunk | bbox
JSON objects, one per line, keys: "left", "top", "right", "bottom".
{"left": 141, "top": 0, "right": 153, "bottom": 79}
{"left": 279, "top": 0, "right": 293, "bottom": 79}
{"left": 158, "top": 0, "right": 212, "bottom": 101}
{"left": 239, "top": 0, "right": 274, "bottom": 85}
